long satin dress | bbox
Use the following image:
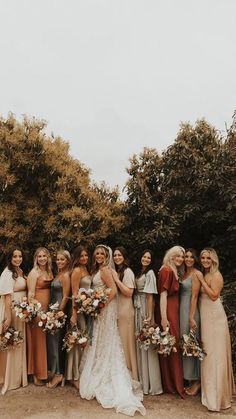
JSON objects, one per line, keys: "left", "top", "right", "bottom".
{"left": 117, "top": 267, "right": 139, "bottom": 381}
{"left": 134, "top": 269, "right": 163, "bottom": 395}
{"left": 65, "top": 275, "right": 91, "bottom": 381}
{"left": 200, "top": 285, "right": 235, "bottom": 411}
{"left": 179, "top": 277, "right": 200, "bottom": 381}
{"left": 47, "top": 278, "right": 66, "bottom": 375}
{"left": 0, "top": 268, "right": 28, "bottom": 394}
{"left": 155, "top": 266, "right": 185, "bottom": 398}
{"left": 27, "top": 274, "right": 51, "bottom": 380}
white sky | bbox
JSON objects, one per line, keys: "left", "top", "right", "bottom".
{"left": 0, "top": 0, "right": 235, "bottom": 191}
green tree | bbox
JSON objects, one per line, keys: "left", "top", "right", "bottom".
{"left": 0, "top": 114, "right": 124, "bottom": 264}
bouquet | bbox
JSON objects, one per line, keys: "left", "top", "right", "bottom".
{"left": 13, "top": 297, "right": 42, "bottom": 323}
{"left": 136, "top": 322, "right": 177, "bottom": 356}
{"left": 38, "top": 302, "right": 67, "bottom": 335}
{"left": 0, "top": 326, "right": 24, "bottom": 351}
{"left": 74, "top": 287, "right": 110, "bottom": 318}
{"left": 180, "top": 329, "right": 206, "bottom": 361}
{"left": 62, "top": 326, "right": 89, "bottom": 352}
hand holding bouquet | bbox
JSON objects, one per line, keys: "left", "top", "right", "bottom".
{"left": 180, "top": 329, "right": 206, "bottom": 360}
{"left": 38, "top": 302, "right": 67, "bottom": 335}
{"left": 137, "top": 322, "right": 177, "bottom": 355}
{"left": 0, "top": 326, "right": 24, "bottom": 351}
{"left": 13, "top": 297, "right": 42, "bottom": 323}
{"left": 74, "top": 287, "right": 111, "bottom": 318}
{"left": 62, "top": 326, "right": 89, "bottom": 352}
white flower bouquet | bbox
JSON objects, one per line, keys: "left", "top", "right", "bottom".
{"left": 180, "top": 329, "right": 206, "bottom": 361}
{"left": 0, "top": 326, "right": 24, "bottom": 351}
{"left": 62, "top": 326, "right": 89, "bottom": 352}
{"left": 13, "top": 297, "right": 42, "bottom": 323}
{"left": 38, "top": 302, "right": 67, "bottom": 335}
{"left": 74, "top": 287, "right": 110, "bottom": 318}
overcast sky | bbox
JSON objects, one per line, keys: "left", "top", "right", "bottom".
{"left": 0, "top": 0, "right": 235, "bottom": 191}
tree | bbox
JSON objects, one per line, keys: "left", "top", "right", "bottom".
{"left": 0, "top": 114, "right": 124, "bottom": 267}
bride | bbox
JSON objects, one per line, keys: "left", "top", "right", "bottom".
{"left": 79, "top": 244, "right": 146, "bottom": 416}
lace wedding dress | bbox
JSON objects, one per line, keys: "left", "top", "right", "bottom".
{"left": 80, "top": 271, "right": 146, "bottom": 416}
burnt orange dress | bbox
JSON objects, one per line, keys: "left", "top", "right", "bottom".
{"left": 155, "top": 266, "right": 185, "bottom": 398}
{"left": 27, "top": 275, "right": 51, "bottom": 380}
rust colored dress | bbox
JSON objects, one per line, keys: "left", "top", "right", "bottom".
{"left": 155, "top": 266, "right": 185, "bottom": 398}
{"left": 27, "top": 274, "right": 51, "bottom": 380}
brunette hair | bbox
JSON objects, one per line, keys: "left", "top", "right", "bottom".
{"left": 184, "top": 248, "right": 199, "bottom": 270}
{"left": 7, "top": 247, "right": 24, "bottom": 279}
{"left": 113, "top": 246, "right": 129, "bottom": 282}
{"left": 70, "top": 245, "right": 89, "bottom": 271}
{"left": 136, "top": 249, "right": 154, "bottom": 278}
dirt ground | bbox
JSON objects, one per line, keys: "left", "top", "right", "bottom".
{"left": 0, "top": 384, "right": 235, "bottom": 419}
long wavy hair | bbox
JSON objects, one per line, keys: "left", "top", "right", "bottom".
{"left": 33, "top": 247, "right": 53, "bottom": 278}
{"left": 91, "top": 245, "right": 110, "bottom": 274}
{"left": 136, "top": 249, "right": 154, "bottom": 278}
{"left": 200, "top": 248, "right": 219, "bottom": 274}
{"left": 7, "top": 247, "right": 24, "bottom": 279}
{"left": 184, "top": 248, "right": 199, "bottom": 271}
{"left": 113, "top": 246, "right": 129, "bottom": 282}
{"left": 70, "top": 245, "right": 89, "bottom": 272}
{"left": 161, "top": 245, "right": 185, "bottom": 279}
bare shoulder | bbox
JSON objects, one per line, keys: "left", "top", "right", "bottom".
{"left": 213, "top": 271, "right": 223, "bottom": 283}
{"left": 61, "top": 271, "right": 70, "bottom": 282}
{"left": 193, "top": 269, "right": 203, "bottom": 280}
{"left": 28, "top": 268, "right": 38, "bottom": 279}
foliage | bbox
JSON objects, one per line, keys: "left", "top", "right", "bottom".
{"left": 123, "top": 117, "right": 236, "bottom": 277}
{"left": 0, "top": 114, "right": 124, "bottom": 268}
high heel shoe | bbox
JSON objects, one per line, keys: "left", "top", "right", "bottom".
{"left": 46, "top": 374, "right": 64, "bottom": 389}
{"left": 33, "top": 376, "right": 44, "bottom": 386}
{"left": 70, "top": 379, "right": 80, "bottom": 390}
{"left": 185, "top": 381, "right": 201, "bottom": 396}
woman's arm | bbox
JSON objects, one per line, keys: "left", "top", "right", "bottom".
{"left": 60, "top": 272, "right": 71, "bottom": 311}
{"left": 2, "top": 294, "right": 12, "bottom": 332}
{"left": 198, "top": 271, "right": 223, "bottom": 301}
{"left": 160, "top": 291, "right": 170, "bottom": 330}
{"left": 70, "top": 267, "right": 83, "bottom": 324}
{"left": 100, "top": 267, "right": 117, "bottom": 301}
{"left": 27, "top": 269, "right": 38, "bottom": 301}
{"left": 145, "top": 294, "right": 153, "bottom": 323}
{"left": 189, "top": 271, "right": 201, "bottom": 330}
{"left": 113, "top": 269, "right": 134, "bottom": 298}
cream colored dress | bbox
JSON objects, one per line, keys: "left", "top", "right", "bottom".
{"left": 117, "top": 267, "right": 139, "bottom": 381}
{"left": 65, "top": 274, "right": 91, "bottom": 380}
{"left": 200, "top": 287, "right": 235, "bottom": 411}
{"left": 0, "top": 268, "right": 28, "bottom": 394}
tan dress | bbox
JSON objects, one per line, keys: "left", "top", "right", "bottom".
{"left": 0, "top": 268, "right": 28, "bottom": 394}
{"left": 65, "top": 274, "right": 91, "bottom": 380}
{"left": 117, "top": 268, "right": 138, "bottom": 381}
{"left": 200, "top": 287, "right": 235, "bottom": 411}
{"left": 27, "top": 274, "right": 51, "bottom": 380}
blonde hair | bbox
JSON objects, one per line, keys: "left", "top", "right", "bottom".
{"left": 56, "top": 249, "right": 71, "bottom": 263}
{"left": 162, "top": 245, "right": 185, "bottom": 279}
{"left": 91, "top": 245, "right": 110, "bottom": 274}
{"left": 33, "top": 247, "right": 53, "bottom": 278}
{"left": 200, "top": 248, "right": 219, "bottom": 274}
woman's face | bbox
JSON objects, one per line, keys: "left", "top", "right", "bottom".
{"left": 184, "top": 251, "right": 195, "bottom": 268}
{"left": 11, "top": 250, "right": 23, "bottom": 268}
{"left": 172, "top": 251, "right": 184, "bottom": 267}
{"left": 141, "top": 252, "right": 152, "bottom": 268}
{"left": 37, "top": 250, "right": 48, "bottom": 267}
{"left": 78, "top": 250, "right": 89, "bottom": 266}
{"left": 200, "top": 251, "right": 212, "bottom": 270}
{"left": 56, "top": 253, "right": 69, "bottom": 271}
{"left": 94, "top": 248, "right": 106, "bottom": 265}
{"left": 113, "top": 250, "right": 124, "bottom": 266}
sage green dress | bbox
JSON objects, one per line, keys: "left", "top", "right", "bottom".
{"left": 65, "top": 275, "right": 91, "bottom": 380}
{"left": 134, "top": 270, "right": 163, "bottom": 395}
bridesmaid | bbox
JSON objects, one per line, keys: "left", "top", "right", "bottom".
{"left": 113, "top": 247, "right": 139, "bottom": 382}
{"left": 199, "top": 248, "right": 235, "bottom": 411}
{"left": 65, "top": 245, "right": 91, "bottom": 390}
{"left": 27, "top": 247, "right": 53, "bottom": 386}
{"left": 155, "top": 245, "right": 185, "bottom": 398}
{"left": 46, "top": 250, "right": 71, "bottom": 388}
{"left": 0, "top": 247, "right": 28, "bottom": 394}
{"left": 134, "top": 249, "right": 163, "bottom": 395}
{"left": 179, "top": 248, "right": 201, "bottom": 395}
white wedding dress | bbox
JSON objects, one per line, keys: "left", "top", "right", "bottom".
{"left": 80, "top": 271, "right": 146, "bottom": 416}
